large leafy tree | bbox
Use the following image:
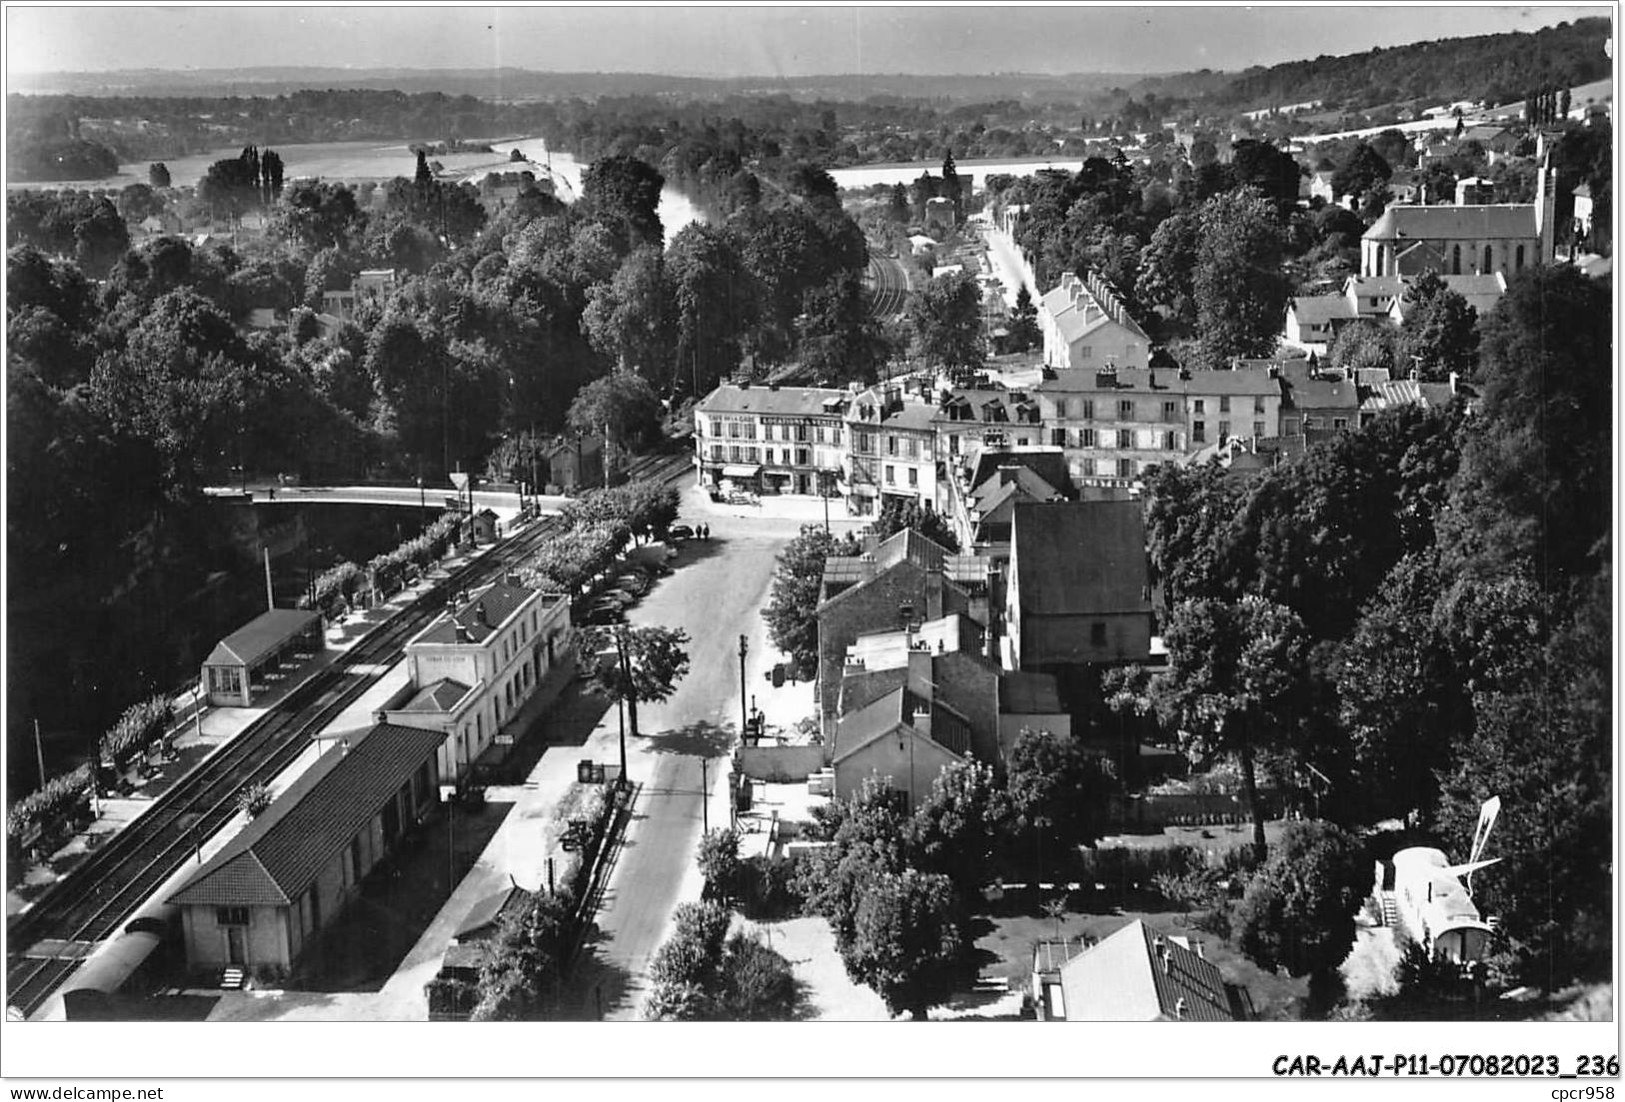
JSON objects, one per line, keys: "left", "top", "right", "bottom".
{"left": 1005, "top": 727, "right": 1114, "bottom": 870}
{"left": 566, "top": 370, "right": 663, "bottom": 460}
{"left": 667, "top": 222, "right": 755, "bottom": 395}
{"left": 1330, "top": 141, "right": 1392, "bottom": 209}
{"left": 846, "top": 868, "right": 964, "bottom": 1019}
{"left": 1192, "top": 188, "right": 1289, "bottom": 368}
{"left": 1234, "top": 820, "right": 1368, "bottom": 980}
{"left": 1120, "top": 596, "right": 1312, "bottom": 858}
{"left": 1327, "top": 319, "right": 1396, "bottom": 375}
{"left": 797, "top": 271, "right": 888, "bottom": 386}
{"left": 908, "top": 269, "right": 985, "bottom": 378}
{"left": 1003, "top": 284, "right": 1041, "bottom": 352}
{"left": 1139, "top": 459, "right": 1247, "bottom": 603}
{"left": 761, "top": 523, "right": 858, "bottom": 680}
{"left": 576, "top": 623, "right": 691, "bottom": 744}
{"left": 1395, "top": 271, "right": 1478, "bottom": 380}
{"left": 1440, "top": 265, "right": 1612, "bottom": 585}
{"left": 581, "top": 154, "right": 665, "bottom": 253}
{"left": 581, "top": 245, "right": 675, "bottom": 386}
{"left": 906, "top": 759, "right": 1013, "bottom": 901}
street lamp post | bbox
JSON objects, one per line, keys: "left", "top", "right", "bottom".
{"left": 738, "top": 634, "right": 749, "bottom": 740}
{"left": 821, "top": 471, "right": 830, "bottom": 534}
{"left": 417, "top": 476, "right": 425, "bottom": 512}
{"left": 616, "top": 625, "right": 631, "bottom": 791}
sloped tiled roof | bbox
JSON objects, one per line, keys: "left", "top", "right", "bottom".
{"left": 413, "top": 580, "right": 537, "bottom": 646}
{"left": 1278, "top": 362, "right": 1360, "bottom": 411}
{"left": 696, "top": 384, "right": 849, "bottom": 418}
{"left": 1289, "top": 295, "right": 1356, "bottom": 325}
{"left": 168, "top": 724, "right": 447, "bottom": 908}
{"left": 1057, "top": 919, "right": 1237, "bottom": 1021}
{"left": 204, "top": 609, "right": 322, "bottom": 668}
{"left": 1364, "top": 203, "right": 1538, "bottom": 242}
{"left": 1012, "top": 501, "right": 1150, "bottom": 617}
{"left": 401, "top": 678, "right": 472, "bottom": 713}
{"left": 966, "top": 450, "right": 1071, "bottom": 499}
{"left": 833, "top": 687, "right": 913, "bottom": 763}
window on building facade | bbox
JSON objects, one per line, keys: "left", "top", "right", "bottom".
{"left": 1079, "top": 346, "right": 1093, "bottom": 360}
{"left": 832, "top": 427, "right": 842, "bottom": 446}
{"left": 1117, "top": 458, "right": 1134, "bottom": 479}
{"left": 1193, "top": 399, "right": 1205, "bottom": 414}
{"left": 1162, "top": 400, "right": 1177, "bottom": 422}
{"left": 1082, "top": 399, "right": 1095, "bottom": 420}
{"left": 796, "top": 424, "right": 809, "bottom": 442}
{"left": 1090, "top": 622, "right": 1107, "bottom": 647}
{"left": 885, "top": 465, "right": 895, "bottom": 485}
{"left": 1118, "top": 429, "right": 1134, "bottom": 449}
{"left": 1452, "top": 245, "right": 1461, "bottom": 275}
{"left": 1082, "top": 428, "right": 1097, "bottom": 447}
{"left": 1118, "top": 399, "right": 1134, "bottom": 419}
{"left": 1052, "top": 428, "right": 1067, "bottom": 447}
{"left": 1220, "top": 396, "right": 1231, "bottom": 413}
{"left": 1516, "top": 245, "right": 1525, "bottom": 270}
{"left": 1333, "top": 417, "right": 1349, "bottom": 431}
{"left": 728, "top": 421, "right": 740, "bottom": 439}
{"left": 887, "top": 436, "right": 898, "bottom": 456}
{"left": 1284, "top": 418, "right": 1300, "bottom": 434}
{"left": 217, "top": 906, "right": 250, "bottom": 927}
{"left": 1254, "top": 396, "right": 1266, "bottom": 414}
{"left": 710, "top": 419, "right": 721, "bottom": 438}
{"left": 796, "top": 448, "right": 810, "bottom": 466}
{"left": 815, "top": 425, "right": 825, "bottom": 444}
{"left": 1164, "top": 431, "right": 1178, "bottom": 450}
{"left": 1483, "top": 245, "right": 1493, "bottom": 272}
{"left": 908, "top": 468, "right": 918, "bottom": 487}
{"left": 1193, "top": 421, "right": 1206, "bottom": 443}
{"left": 729, "top": 445, "right": 742, "bottom": 463}
{"left": 1218, "top": 420, "right": 1231, "bottom": 442}
{"left": 1054, "top": 398, "right": 1068, "bottom": 418}
{"left": 1253, "top": 421, "right": 1265, "bottom": 438}
{"left": 906, "top": 437, "right": 918, "bottom": 460}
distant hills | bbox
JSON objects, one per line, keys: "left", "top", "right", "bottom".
{"left": 8, "top": 15, "right": 1612, "bottom": 113}
{"left": 6, "top": 66, "right": 1155, "bottom": 104}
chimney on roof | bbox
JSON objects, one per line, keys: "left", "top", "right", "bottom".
{"left": 1160, "top": 945, "right": 1173, "bottom": 975}
{"left": 1173, "top": 996, "right": 1187, "bottom": 1020}
{"left": 454, "top": 623, "right": 472, "bottom": 644}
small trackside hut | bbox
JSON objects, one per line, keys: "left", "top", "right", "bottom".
{"left": 201, "top": 608, "right": 325, "bottom": 707}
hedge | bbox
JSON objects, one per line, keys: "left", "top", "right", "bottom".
{"left": 7, "top": 762, "right": 93, "bottom": 844}
{"left": 309, "top": 511, "right": 461, "bottom": 617}
{"left": 98, "top": 695, "right": 175, "bottom": 771}
{"left": 559, "top": 482, "right": 679, "bottom": 537}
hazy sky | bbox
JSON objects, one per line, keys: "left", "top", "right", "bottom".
{"left": 6, "top": 4, "right": 1613, "bottom": 78}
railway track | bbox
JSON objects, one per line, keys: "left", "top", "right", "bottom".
{"left": 865, "top": 246, "right": 911, "bottom": 320}
{"left": 4, "top": 452, "right": 692, "bottom": 1018}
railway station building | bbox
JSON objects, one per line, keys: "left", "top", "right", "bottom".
{"left": 381, "top": 577, "right": 572, "bottom": 783}
{"left": 200, "top": 608, "right": 325, "bottom": 707}
{"left": 167, "top": 723, "right": 446, "bottom": 980}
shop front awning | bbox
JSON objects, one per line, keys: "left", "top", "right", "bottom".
{"left": 722, "top": 464, "right": 761, "bottom": 478}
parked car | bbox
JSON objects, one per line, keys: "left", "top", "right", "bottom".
{"left": 586, "top": 600, "right": 624, "bottom": 624}
{"left": 668, "top": 524, "right": 695, "bottom": 541}
{"left": 614, "top": 574, "right": 649, "bottom": 596}
{"left": 600, "top": 588, "right": 638, "bottom": 608}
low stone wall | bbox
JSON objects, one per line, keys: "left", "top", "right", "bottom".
{"left": 738, "top": 744, "right": 826, "bottom": 783}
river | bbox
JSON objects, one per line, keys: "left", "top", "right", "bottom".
{"left": 11, "top": 138, "right": 1081, "bottom": 241}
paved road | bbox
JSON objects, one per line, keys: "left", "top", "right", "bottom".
{"left": 982, "top": 224, "right": 1040, "bottom": 309}
{"left": 560, "top": 492, "right": 797, "bottom": 1019}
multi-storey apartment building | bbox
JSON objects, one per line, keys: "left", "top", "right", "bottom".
{"left": 930, "top": 388, "right": 1045, "bottom": 463}
{"left": 843, "top": 384, "right": 938, "bottom": 513}
{"left": 693, "top": 383, "right": 849, "bottom": 496}
{"left": 1033, "top": 366, "right": 1282, "bottom": 487}
{"left": 1039, "top": 271, "right": 1152, "bottom": 371}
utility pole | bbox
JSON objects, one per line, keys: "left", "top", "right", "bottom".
{"left": 738, "top": 634, "right": 749, "bottom": 740}
{"left": 34, "top": 718, "right": 46, "bottom": 788}
{"left": 700, "top": 756, "right": 709, "bottom": 833}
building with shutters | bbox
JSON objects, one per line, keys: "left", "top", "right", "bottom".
{"left": 693, "top": 383, "right": 849, "bottom": 498}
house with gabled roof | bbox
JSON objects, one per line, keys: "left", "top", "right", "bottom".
{"left": 816, "top": 529, "right": 990, "bottom": 749}
{"left": 1039, "top": 271, "right": 1150, "bottom": 371}
{"left": 1032, "top": 919, "right": 1251, "bottom": 1021}
{"left": 168, "top": 723, "right": 446, "bottom": 980}
{"left": 1005, "top": 500, "right": 1152, "bottom": 673}
{"left": 201, "top": 608, "right": 325, "bottom": 707}
{"left": 1361, "top": 158, "right": 1555, "bottom": 278}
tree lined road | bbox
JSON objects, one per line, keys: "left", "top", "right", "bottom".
{"left": 560, "top": 494, "right": 795, "bottom": 1019}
